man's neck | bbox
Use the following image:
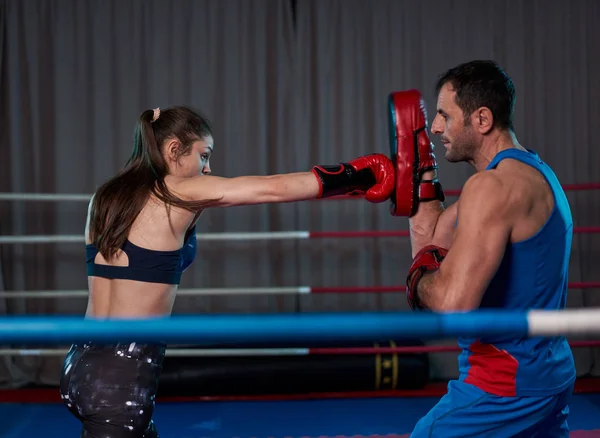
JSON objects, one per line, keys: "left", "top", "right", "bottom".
{"left": 470, "top": 129, "right": 524, "bottom": 172}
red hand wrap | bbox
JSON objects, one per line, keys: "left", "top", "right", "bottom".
{"left": 406, "top": 245, "right": 448, "bottom": 310}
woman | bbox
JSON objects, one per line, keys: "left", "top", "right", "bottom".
{"left": 59, "top": 106, "right": 394, "bottom": 437}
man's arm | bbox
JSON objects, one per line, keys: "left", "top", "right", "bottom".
{"left": 408, "top": 170, "right": 459, "bottom": 256}
{"left": 408, "top": 170, "right": 444, "bottom": 256}
{"left": 411, "top": 172, "right": 513, "bottom": 312}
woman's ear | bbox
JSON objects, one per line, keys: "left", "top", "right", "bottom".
{"left": 165, "top": 139, "right": 181, "bottom": 163}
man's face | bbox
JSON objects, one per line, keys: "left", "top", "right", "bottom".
{"left": 430, "top": 82, "right": 479, "bottom": 163}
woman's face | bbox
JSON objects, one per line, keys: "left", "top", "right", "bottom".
{"left": 166, "top": 135, "right": 213, "bottom": 178}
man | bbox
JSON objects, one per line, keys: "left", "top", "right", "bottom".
{"left": 388, "top": 60, "right": 576, "bottom": 436}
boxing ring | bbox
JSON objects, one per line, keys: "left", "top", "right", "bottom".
{"left": 1, "top": 185, "right": 600, "bottom": 438}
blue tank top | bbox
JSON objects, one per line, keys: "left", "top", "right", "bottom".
{"left": 86, "top": 226, "right": 197, "bottom": 285}
{"left": 457, "top": 149, "right": 576, "bottom": 397}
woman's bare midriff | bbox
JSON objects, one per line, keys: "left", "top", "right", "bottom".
{"left": 86, "top": 277, "right": 177, "bottom": 318}
{"left": 85, "top": 194, "right": 200, "bottom": 319}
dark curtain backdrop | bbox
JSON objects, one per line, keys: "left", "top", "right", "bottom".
{"left": 0, "top": 0, "right": 599, "bottom": 387}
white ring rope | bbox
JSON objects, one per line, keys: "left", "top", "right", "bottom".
{"left": 528, "top": 309, "right": 600, "bottom": 337}
{"left": 0, "top": 287, "right": 312, "bottom": 299}
{"left": 0, "top": 235, "right": 85, "bottom": 244}
{"left": 0, "top": 232, "right": 310, "bottom": 244}
{"left": 0, "top": 193, "right": 91, "bottom": 202}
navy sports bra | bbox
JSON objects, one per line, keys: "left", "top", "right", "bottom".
{"left": 85, "top": 226, "right": 197, "bottom": 285}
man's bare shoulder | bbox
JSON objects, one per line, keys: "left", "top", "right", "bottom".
{"left": 459, "top": 170, "right": 516, "bottom": 222}
{"left": 493, "top": 158, "right": 550, "bottom": 205}
{"left": 491, "top": 158, "right": 555, "bottom": 240}
{"left": 461, "top": 170, "right": 508, "bottom": 202}
{"left": 461, "top": 162, "right": 551, "bottom": 230}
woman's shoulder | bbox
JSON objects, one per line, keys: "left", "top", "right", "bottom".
{"left": 138, "top": 195, "right": 198, "bottom": 233}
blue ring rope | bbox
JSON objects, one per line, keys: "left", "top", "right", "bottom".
{"left": 0, "top": 311, "right": 530, "bottom": 345}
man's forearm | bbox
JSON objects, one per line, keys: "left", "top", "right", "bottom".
{"left": 413, "top": 270, "right": 441, "bottom": 310}
{"left": 408, "top": 170, "right": 445, "bottom": 257}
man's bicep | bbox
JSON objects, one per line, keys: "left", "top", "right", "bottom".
{"left": 436, "top": 179, "right": 511, "bottom": 310}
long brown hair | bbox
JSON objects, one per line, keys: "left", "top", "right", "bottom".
{"left": 89, "top": 106, "right": 216, "bottom": 260}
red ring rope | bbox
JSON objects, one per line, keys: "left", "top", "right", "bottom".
{"left": 309, "top": 227, "right": 600, "bottom": 239}
{"left": 328, "top": 182, "right": 600, "bottom": 200}
{"left": 310, "top": 282, "right": 600, "bottom": 294}
{"left": 437, "top": 182, "right": 600, "bottom": 197}
{"left": 309, "top": 340, "right": 600, "bottom": 355}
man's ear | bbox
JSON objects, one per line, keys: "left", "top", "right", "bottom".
{"left": 165, "top": 139, "right": 181, "bottom": 162}
{"left": 474, "top": 107, "right": 494, "bottom": 135}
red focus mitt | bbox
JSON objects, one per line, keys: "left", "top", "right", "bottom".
{"left": 406, "top": 245, "right": 448, "bottom": 310}
{"left": 388, "top": 90, "right": 445, "bottom": 216}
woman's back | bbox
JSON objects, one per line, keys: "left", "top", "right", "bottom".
{"left": 85, "top": 193, "right": 199, "bottom": 319}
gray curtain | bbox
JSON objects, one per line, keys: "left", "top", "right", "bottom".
{"left": 1, "top": 0, "right": 599, "bottom": 387}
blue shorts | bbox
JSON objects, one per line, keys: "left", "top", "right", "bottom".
{"left": 411, "top": 380, "right": 574, "bottom": 437}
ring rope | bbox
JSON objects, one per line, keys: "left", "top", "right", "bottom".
{"left": 1, "top": 227, "right": 599, "bottom": 244}
{"left": 0, "top": 231, "right": 310, "bottom": 244}
{"left": 0, "top": 310, "right": 599, "bottom": 344}
{"left": 0, "top": 348, "right": 310, "bottom": 357}
{"left": 0, "top": 182, "right": 599, "bottom": 202}
{"left": 0, "top": 282, "right": 598, "bottom": 299}
{"left": 1, "top": 340, "right": 599, "bottom": 358}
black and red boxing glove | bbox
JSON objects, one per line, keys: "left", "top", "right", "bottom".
{"left": 406, "top": 245, "right": 448, "bottom": 310}
{"left": 311, "top": 153, "right": 395, "bottom": 203}
{"left": 388, "top": 90, "right": 445, "bottom": 216}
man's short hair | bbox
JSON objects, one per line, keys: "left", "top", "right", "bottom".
{"left": 435, "top": 60, "right": 516, "bottom": 131}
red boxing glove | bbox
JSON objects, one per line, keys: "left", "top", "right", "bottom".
{"left": 311, "top": 153, "right": 395, "bottom": 203}
{"left": 389, "top": 90, "right": 445, "bottom": 216}
{"left": 406, "top": 245, "right": 448, "bottom": 310}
